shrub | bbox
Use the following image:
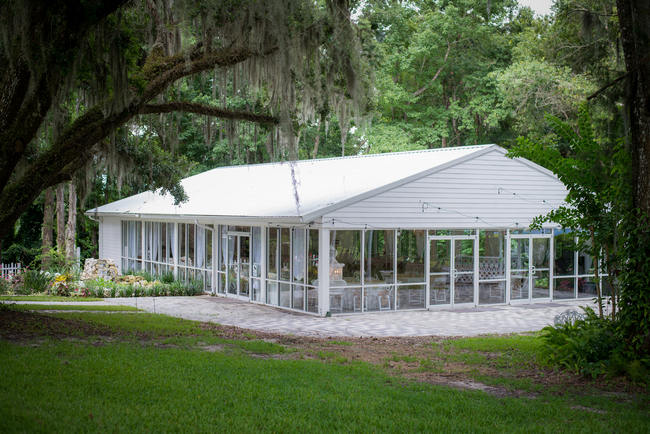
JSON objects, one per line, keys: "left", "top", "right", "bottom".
{"left": 38, "top": 249, "right": 79, "bottom": 275}
{"left": 0, "top": 276, "right": 11, "bottom": 294}
{"left": 540, "top": 307, "right": 648, "bottom": 380}
{"left": 160, "top": 271, "right": 174, "bottom": 284}
{"left": 22, "top": 269, "right": 54, "bottom": 294}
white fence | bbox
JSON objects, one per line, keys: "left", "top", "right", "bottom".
{"left": 1, "top": 263, "right": 21, "bottom": 279}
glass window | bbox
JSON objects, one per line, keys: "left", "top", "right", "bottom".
{"left": 307, "top": 230, "right": 319, "bottom": 285}
{"left": 188, "top": 224, "right": 195, "bottom": 267}
{"left": 578, "top": 249, "right": 595, "bottom": 275}
{"left": 479, "top": 231, "right": 505, "bottom": 280}
{"left": 578, "top": 276, "right": 598, "bottom": 298}
{"left": 220, "top": 226, "right": 228, "bottom": 272}
{"left": 179, "top": 224, "right": 187, "bottom": 266}
{"left": 396, "top": 230, "right": 425, "bottom": 283}
{"left": 330, "top": 230, "right": 361, "bottom": 285}
{"left": 554, "top": 231, "right": 576, "bottom": 276}
{"left": 292, "top": 229, "right": 306, "bottom": 284}
{"left": 205, "top": 226, "right": 213, "bottom": 268}
{"left": 429, "top": 229, "right": 475, "bottom": 236}
{"left": 554, "top": 277, "right": 575, "bottom": 299}
{"left": 251, "top": 227, "right": 262, "bottom": 278}
{"left": 397, "top": 285, "right": 425, "bottom": 309}
{"left": 121, "top": 221, "right": 127, "bottom": 257}
{"left": 365, "top": 230, "right": 395, "bottom": 285}
{"left": 307, "top": 286, "right": 318, "bottom": 313}
{"left": 280, "top": 228, "right": 290, "bottom": 281}
{"left": 195, "top": 226, "right": 205, "bottom": 269}
{"left": 267, "top": 228, "right": 278, "bottom": 279}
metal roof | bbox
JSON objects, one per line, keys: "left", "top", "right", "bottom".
{"left": 87, "top": 144, "right": 498, "bottom": 221}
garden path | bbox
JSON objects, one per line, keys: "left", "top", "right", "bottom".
{"left": 5, "top": 296, "right": 600, "bottom": 337}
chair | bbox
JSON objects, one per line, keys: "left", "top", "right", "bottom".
{"left": 330, "top": 293, "right": 343, "bottom": 313}
{"left": 379, "top": 288, "right": 392, "bottom": 311}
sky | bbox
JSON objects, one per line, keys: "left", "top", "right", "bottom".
{"left": 519, "top": 0, "right": 554, "bottom": 16}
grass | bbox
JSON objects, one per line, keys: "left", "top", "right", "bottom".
{"left": 5, "top": 304, "right": 140, "bottom": 312}
{"left": 1, "top": 310, "right": 648, "bottom": 432}
{"left": 0, "top": 295, "right": 103, "bottom": 302}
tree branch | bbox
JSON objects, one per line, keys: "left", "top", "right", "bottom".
{"left": 587, "top": 73, "right": 628, "bottom": 100}
{"left": 412, "top": 41, "right": 453, "bottom": 98}
{"left": 141, "top": 45, "right": 277, "bottom": 101}
{"left": 140, "top": 102, "right": 279, "bottom": 125}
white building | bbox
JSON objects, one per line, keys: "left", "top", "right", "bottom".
{"left": 87, "top": 144, "right": 604, "bottom": 316}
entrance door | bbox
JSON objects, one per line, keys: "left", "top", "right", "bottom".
{"left": 226, "top": 234, "right": 251, "bottom": 298}
{"left": 429, "top": 237, "right": 475, "bottom": 306}
{"left": 509, "top": 236, "right": 551, "bottom": 302}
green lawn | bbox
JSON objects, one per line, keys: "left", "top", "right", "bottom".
{"left": 0, "top": 295, "right": 103, "bottom": 302}
{"left": 5, "top": 304, "right": 140, "bottom": 312}
{"left": 0, "top": 310, "right": 648, "bottom": 433}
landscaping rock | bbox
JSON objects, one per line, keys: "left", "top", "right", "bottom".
{"left": 81, "top": 259, "right": 119, "bottom": 281}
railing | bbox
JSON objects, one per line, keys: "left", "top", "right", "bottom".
{"left": 1, "top": 262, "right": 21, "bottom": 279}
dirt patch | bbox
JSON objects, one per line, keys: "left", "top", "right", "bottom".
{"left": 570, "top": 405, "right": 607, "bottom": 414}
{"left": 0, "top": 309, "right": 115, "bottom": 341}
{"left": 199, "top": 344, "right": 225, "bottom": 352}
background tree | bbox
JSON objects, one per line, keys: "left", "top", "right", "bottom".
{"left": 0, "top": 0, "right": 368, "bottom": 241}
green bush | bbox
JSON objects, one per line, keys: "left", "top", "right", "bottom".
{"left": 160, "top": 271, "right": 174, "bottom": 284}
{"left": 38, "top": 249, "right": 79, "bottom": 275}
{"left": 22, "top": 269, "right": 54, "bottom": 294}
{"left": 0, "top": 276, "right": 11, "bottom": 294}
{"left": 541, "top": 307, "right": 648, "bottom": 381}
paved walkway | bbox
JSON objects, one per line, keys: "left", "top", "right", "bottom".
{"left": 5, "top": 296, "right": 598, "bottom": 338}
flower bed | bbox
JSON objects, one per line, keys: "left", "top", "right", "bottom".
{"left": 0, "top": 268, "right": 204, "bottom": 298}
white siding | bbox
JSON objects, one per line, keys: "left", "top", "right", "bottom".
{"left": 100, "top": 217, "right": 122, "bottom": 271}
{"left": 323, "top": 149, "right": 568, "bottom": 229}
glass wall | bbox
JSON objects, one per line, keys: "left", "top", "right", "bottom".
{"left": 143, "top": 222, "right": 175, "bottom": 276}
{"left": 330, "top": 230, "right": 362, "bottom": 313}
{"left": 121, "top": 221, "right": 142, "bottom": 272}
{"left": 176, "top": 223, "right": 213, "bottom": 290}
{"left": 264, "top": 227, "right": 318, "bottom": 313}
{"left": 396, "top": 230, "right": 426, "bottom": 309}
{"left": 478, "top": 230, "right": 506, "bottom": 304}
{"left": 217, "top": 226, "right": 227, "bottom": 294}
{"left": 329, "top": 229, "right": 426, "bottom": 313}
{"left": 251, "top": 227, "right": 262, "bottom": 302}
{"left": 553, "top": 230, "right": 603, "bottom": 299}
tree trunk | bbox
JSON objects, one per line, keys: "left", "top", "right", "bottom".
{"left": 590, "top": 226, "right": 603, "bottom": 318}
{"left": 41, "top": 187, "right": 55, "bottom": 269}
{"left": 617, "top": 0, "right": 650, "bottom": 214}
{"left": 616, "top": 0, "right": 650, "bottom": 354}
{"left": 55, "top": 183, "right": 66, "bottom": 254}
{"left": 65, "top": 182, "right": 77, "bottom": 262}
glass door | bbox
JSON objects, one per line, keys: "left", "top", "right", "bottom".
{"left": 454, "top": 239, "right": 474, "bottom": 304}
{"left": 239, "top": 236, "right": 250, "bottom": 297}
{"left": 509, "top": 236, "right": 551, "bottom": 302}
{"left": 532, "top": 238, "right": 550, "bottom": 299}
{"left": 510, "top": 238, "right": 529, "bottom": 300}
{"left": 429, "top": 236, "right": 475, "bottom": 306}
{"left": 227, "top": 235, "right": 238, "bottom": 295}
{"left": 429, "top": 239, "right": 451, "bottom": 305}
{"left": 226, "top": 234, "right": 251, "bottom": 298}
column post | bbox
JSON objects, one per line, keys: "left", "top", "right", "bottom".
{"left": 318, "top": 227, "right": 330, "bottom": 316}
